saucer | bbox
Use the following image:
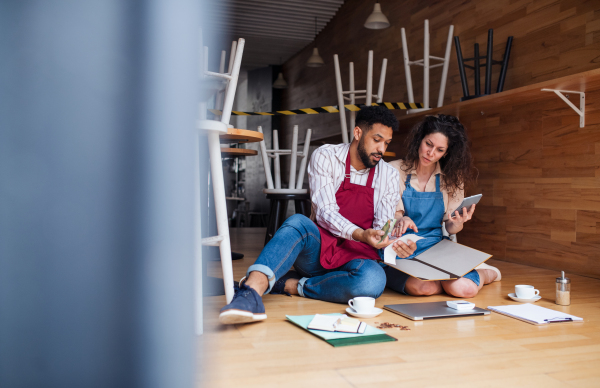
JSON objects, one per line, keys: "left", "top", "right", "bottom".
{"left": 345, "top": 307, "right": 383, "bottom": 319}
{"left": 508, "top": 293, "right": 541, "bottom": 303}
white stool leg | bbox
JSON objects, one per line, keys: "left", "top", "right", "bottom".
{"left": 366, "top": 50, "right": 373, "bottom": 106}
{"left": 194, "top": 135, "right": 202, "bottom": 335}
{"left": 349, "top": 62, "right": 355, "bottom": 142}
{"left": 273, "top": 130, "right": 282, "bottom": 189}
{"left": 423, "top": 19, "right": 430, "bottom": 109}
{"left": 296, "top": 128, "right": 312, "bottom": 190}
{"left": 288, "top": 125, "right": 298, "bottom": 190}
{"left": 333, "top": 54, "right": 349, "bottom": 144}
{"left": 437, "top": 25, "right": 454, "bottom": 108}
{"left": 207, "top": 131, "right": 234, "bottom": 304}
{"left": 377, "top": 58, "right": 387, "bottom": 103}
{"left": 401, "top": 28, "right": 414, "bottom": 104}
{"left": 257, "top": 126, "right": 274, "bottom": 190}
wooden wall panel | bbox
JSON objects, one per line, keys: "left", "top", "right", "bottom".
{"left": 448, "top": 87, "right": 600, "bottom": 278}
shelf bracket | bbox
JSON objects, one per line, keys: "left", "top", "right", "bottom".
{"left": 541, "top": 88, "right": 585, "bottom": 128}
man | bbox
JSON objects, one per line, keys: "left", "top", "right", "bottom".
{"left": 219, "top": 106, "right": 416, "bottom": 324}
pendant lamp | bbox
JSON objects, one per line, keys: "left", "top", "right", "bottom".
{"left": 364, "top": 2, "right": 390, "bottom": 29}
{"left": 306, "top": 16, "right": 324, "bottom": 67}
{"left": 272, "top": 72, "right": 288, "bottom": 89}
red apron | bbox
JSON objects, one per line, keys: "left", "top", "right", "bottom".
{"left": 317, "top": 150, "right": 381, "bottom": 269}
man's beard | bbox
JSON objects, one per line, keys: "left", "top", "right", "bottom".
{"left": 357, "top": 137, "right": 382, "bottom": 168}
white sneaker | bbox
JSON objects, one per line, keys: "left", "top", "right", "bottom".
{"left": 475, "top": 262, "right": 501, "bottom": 281}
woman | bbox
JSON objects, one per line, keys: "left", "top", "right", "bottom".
{"left": 385, "top": 114, "right": 500, "bottom": 298}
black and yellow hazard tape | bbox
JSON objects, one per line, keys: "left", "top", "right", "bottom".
{"left": 208, "top": 102, "right": 424, "bottom": 116}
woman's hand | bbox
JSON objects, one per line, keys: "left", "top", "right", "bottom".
{"left": 391, "top": 216, "right": 418, "bottom": 238}
{"left": 446, "top": 204, "right": 476, "bottom": 234}
{"left": 391, "top": 239, "right": 417, "bottom": 258}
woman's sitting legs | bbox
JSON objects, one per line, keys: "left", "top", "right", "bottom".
{"left": 404, "top": 268, "right": 497, "bottom": 298}
{"left": 404, "top": 277, "right": 443, "bottom": 296}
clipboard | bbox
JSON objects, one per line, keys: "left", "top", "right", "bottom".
{"left": 487, "top": 304, "right": 583, "bottom": 325}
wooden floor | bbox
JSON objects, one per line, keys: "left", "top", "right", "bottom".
{"left": 199, "top": 228, "right": 600, "bottom": 387}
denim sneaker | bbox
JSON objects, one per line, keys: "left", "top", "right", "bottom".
{"left": 219, "top": 283, "right": 267, "bottom": 324}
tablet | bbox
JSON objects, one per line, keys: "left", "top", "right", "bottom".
{"left": 450, "top": 194, "right": 482, "bottom": 218}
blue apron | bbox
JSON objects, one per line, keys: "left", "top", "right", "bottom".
{"left": 393, "top": 173, "right": 480, "bottom": 284}
{"left": 402, "top": 173, "right": 445, "bottom": 258}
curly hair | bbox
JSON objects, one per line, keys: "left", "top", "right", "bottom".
{"left": 402, "top": 114, "right": 474, "bottom": 196}
{"left": 355, "top": 106, "right": 399, "bottom": 132}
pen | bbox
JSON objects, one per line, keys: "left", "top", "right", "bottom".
{"left": 544, "top": 318, "right": 573, "bottom": 323}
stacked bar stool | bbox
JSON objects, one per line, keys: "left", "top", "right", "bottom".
{"left": 333, "top": 51, "right": 388, "bottom": 143}
{"left": 454, "top": 29, "right": 513, "bottom": 101}
{"left": 197, "top": 36, "right": 245, "bottom": 316}
{"left": 258, "top": 125, "right": 312, "bottom": 245}
{"left": 401, "top": 19, "right": 454, "bottom": 112}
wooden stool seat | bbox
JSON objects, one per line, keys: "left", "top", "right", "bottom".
{"left": 220, "top": 147, "right": 258, "bottom": 157}
{"left": 219, "top": 128, "right": 264, "bottom": 144}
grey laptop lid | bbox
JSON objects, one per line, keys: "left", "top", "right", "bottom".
{"left": 383, "top": 301, "right": 490, "bottom": 321}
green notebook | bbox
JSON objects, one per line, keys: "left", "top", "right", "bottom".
{"left": 286, "top": 313, "right": 397, "bottom": 347}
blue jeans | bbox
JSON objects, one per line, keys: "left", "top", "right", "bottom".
{"left": 248, "top": 214, "right": 386, "bottom": 304}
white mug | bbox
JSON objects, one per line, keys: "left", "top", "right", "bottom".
{"left": 515, "top": 285, "right": 539, "bottom": 299}
{"left": 348, "top": 297, "right": 376, "bottom": 313}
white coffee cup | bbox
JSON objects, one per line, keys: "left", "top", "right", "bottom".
{"left": 348, "top": 297, "right": 376, "bottom": 313}
{"left": 515, "top": 285, "right": 540, "bottom": 299}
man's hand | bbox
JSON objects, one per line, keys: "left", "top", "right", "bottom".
{"left": 391, "top": 239, "right": 417, "bottom": 258}
{"left": 352, "top": 228, "right": 390, "bottom": 249}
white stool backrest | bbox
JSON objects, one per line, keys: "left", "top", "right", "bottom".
{"left": 334, "top": 50, "right": 388, "bottom": 143}
{"left": 258, "top": 125, "right": 312, "bottom": 191}
{"left": 200, "top": 35, "right": 244, "bottom": 125}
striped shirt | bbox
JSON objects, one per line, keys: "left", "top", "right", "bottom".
{"left": 308, "top": 143, "right": 400, "bottom": 241}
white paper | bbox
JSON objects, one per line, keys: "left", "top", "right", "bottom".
{"left": 383, "top": 234, "right": 424, "bottom": 264}
{"left": 487, "top": 304, "right": 583, "bottom": 324}
{"left": 307, "top": 314, "right": 344, "bottom": 331}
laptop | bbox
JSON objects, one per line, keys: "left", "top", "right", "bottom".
{"left": 383, "top": 301, "right": 490, "bottom": 321}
